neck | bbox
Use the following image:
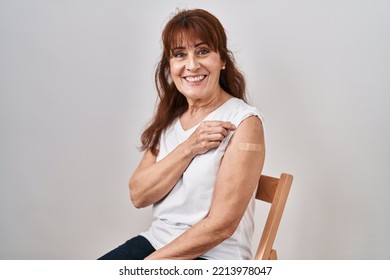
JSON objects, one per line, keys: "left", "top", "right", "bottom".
{"left": 179, "top": 89, "right": 231, "bottom": 131}
{"left": 186, "top": 89, "right": 229, "bottom": 116}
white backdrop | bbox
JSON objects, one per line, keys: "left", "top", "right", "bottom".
{"left": 1, "top": 0, "right": 389, "bottom": 259}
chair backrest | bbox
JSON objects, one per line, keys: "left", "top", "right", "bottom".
{"left": 254, "top": 173, "right": 293, "bottom": 260}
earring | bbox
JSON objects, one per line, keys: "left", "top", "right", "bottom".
{"left": 222, "top": 65, "right": 226, "bottom": 70}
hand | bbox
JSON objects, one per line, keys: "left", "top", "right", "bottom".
{"left": 185, "top": 121, "right": 236, "bottom": 156}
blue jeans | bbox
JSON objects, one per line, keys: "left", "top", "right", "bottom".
{"left": 98, "top": 235, "right": 206, "bottom": 260}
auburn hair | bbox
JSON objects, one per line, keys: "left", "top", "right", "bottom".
{"left": 140, "top": 9, "right": 247, "bottom": 155}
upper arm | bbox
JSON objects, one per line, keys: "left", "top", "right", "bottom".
{"left": 207, "top": 116, "right": 265, "bottom": 232}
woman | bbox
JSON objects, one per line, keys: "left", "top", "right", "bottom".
{"left": 99, "top": 8, "right": 265, "bottom": 260}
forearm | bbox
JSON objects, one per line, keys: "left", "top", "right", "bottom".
{"left": 129, "top": 141, "right": 196, "bottom": 208}
{"left": 145, "top": 216, "right": 234, "bottom": 260}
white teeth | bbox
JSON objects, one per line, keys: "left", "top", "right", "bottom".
{"left": 185, "top": 75, "right": 205, "bottom": 83}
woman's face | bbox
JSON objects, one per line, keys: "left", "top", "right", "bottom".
{"left": 169, "top": 38, "right": 225, "bottom": 103}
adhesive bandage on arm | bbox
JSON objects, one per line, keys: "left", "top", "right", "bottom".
{"left": 238, "top": 143, "right": 263, "bottom": 152}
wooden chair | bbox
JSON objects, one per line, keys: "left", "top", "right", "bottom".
{"left": 254, "top": 173, "right": 293, "bottom": 260}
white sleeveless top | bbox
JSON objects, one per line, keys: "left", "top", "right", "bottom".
{"left": 141, "top": 98, "right": 264, "bottom": 259}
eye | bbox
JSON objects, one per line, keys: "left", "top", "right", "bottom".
{"left": 198, "top": 48, "right": 209, "bottom": 55}
{"left": 172, "top": 51, "right": 186, "bottom": 58}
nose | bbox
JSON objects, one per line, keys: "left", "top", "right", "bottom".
{"left": 186, "top": 54, "right": 200, "bottom": 72}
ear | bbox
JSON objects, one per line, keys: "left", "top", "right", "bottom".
{"left": 221, "top": 57, "right": 227, "bottom": 70}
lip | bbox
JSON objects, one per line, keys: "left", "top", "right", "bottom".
{"left": 182, "top": 75, "right": 207, "bottom": 84}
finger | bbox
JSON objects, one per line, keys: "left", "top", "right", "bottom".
{"left": 197, "top": 133, "right": 224, "bottom": 144}
{"left": 196, "top": 139, "right": 221, "bottom": 154}
{"left": 203, "top": 121, "right": 236, "bottom": 131}
{"left": 204, "top": 133, "right": 226, "bottom": 142}
{"left": 199, "top": 126, "right": 229, "bottom": 138}
{"left": 212, "top": 126, "right": 229, "bottom": 138}
{"left": 221, "top": 121, "right": 236, "bottom": 131}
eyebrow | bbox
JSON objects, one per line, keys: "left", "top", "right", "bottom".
{"left": 171, "top": 42, "right": 208, "bottom": 51}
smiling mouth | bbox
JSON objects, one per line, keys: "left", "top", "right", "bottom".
{"left": 183, "top": 75, "right": 207, "bottom": 83}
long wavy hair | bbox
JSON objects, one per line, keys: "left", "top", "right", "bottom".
{"left": 141, "top": 9, "right": 247, "bottom": 155}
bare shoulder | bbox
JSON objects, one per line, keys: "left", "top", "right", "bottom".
{"left": 228, "top": 116, "right": 265, "bottom": 151}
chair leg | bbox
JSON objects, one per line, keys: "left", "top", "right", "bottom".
{"left": 269, "top": 249, "right": 277, "bottom": 260}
